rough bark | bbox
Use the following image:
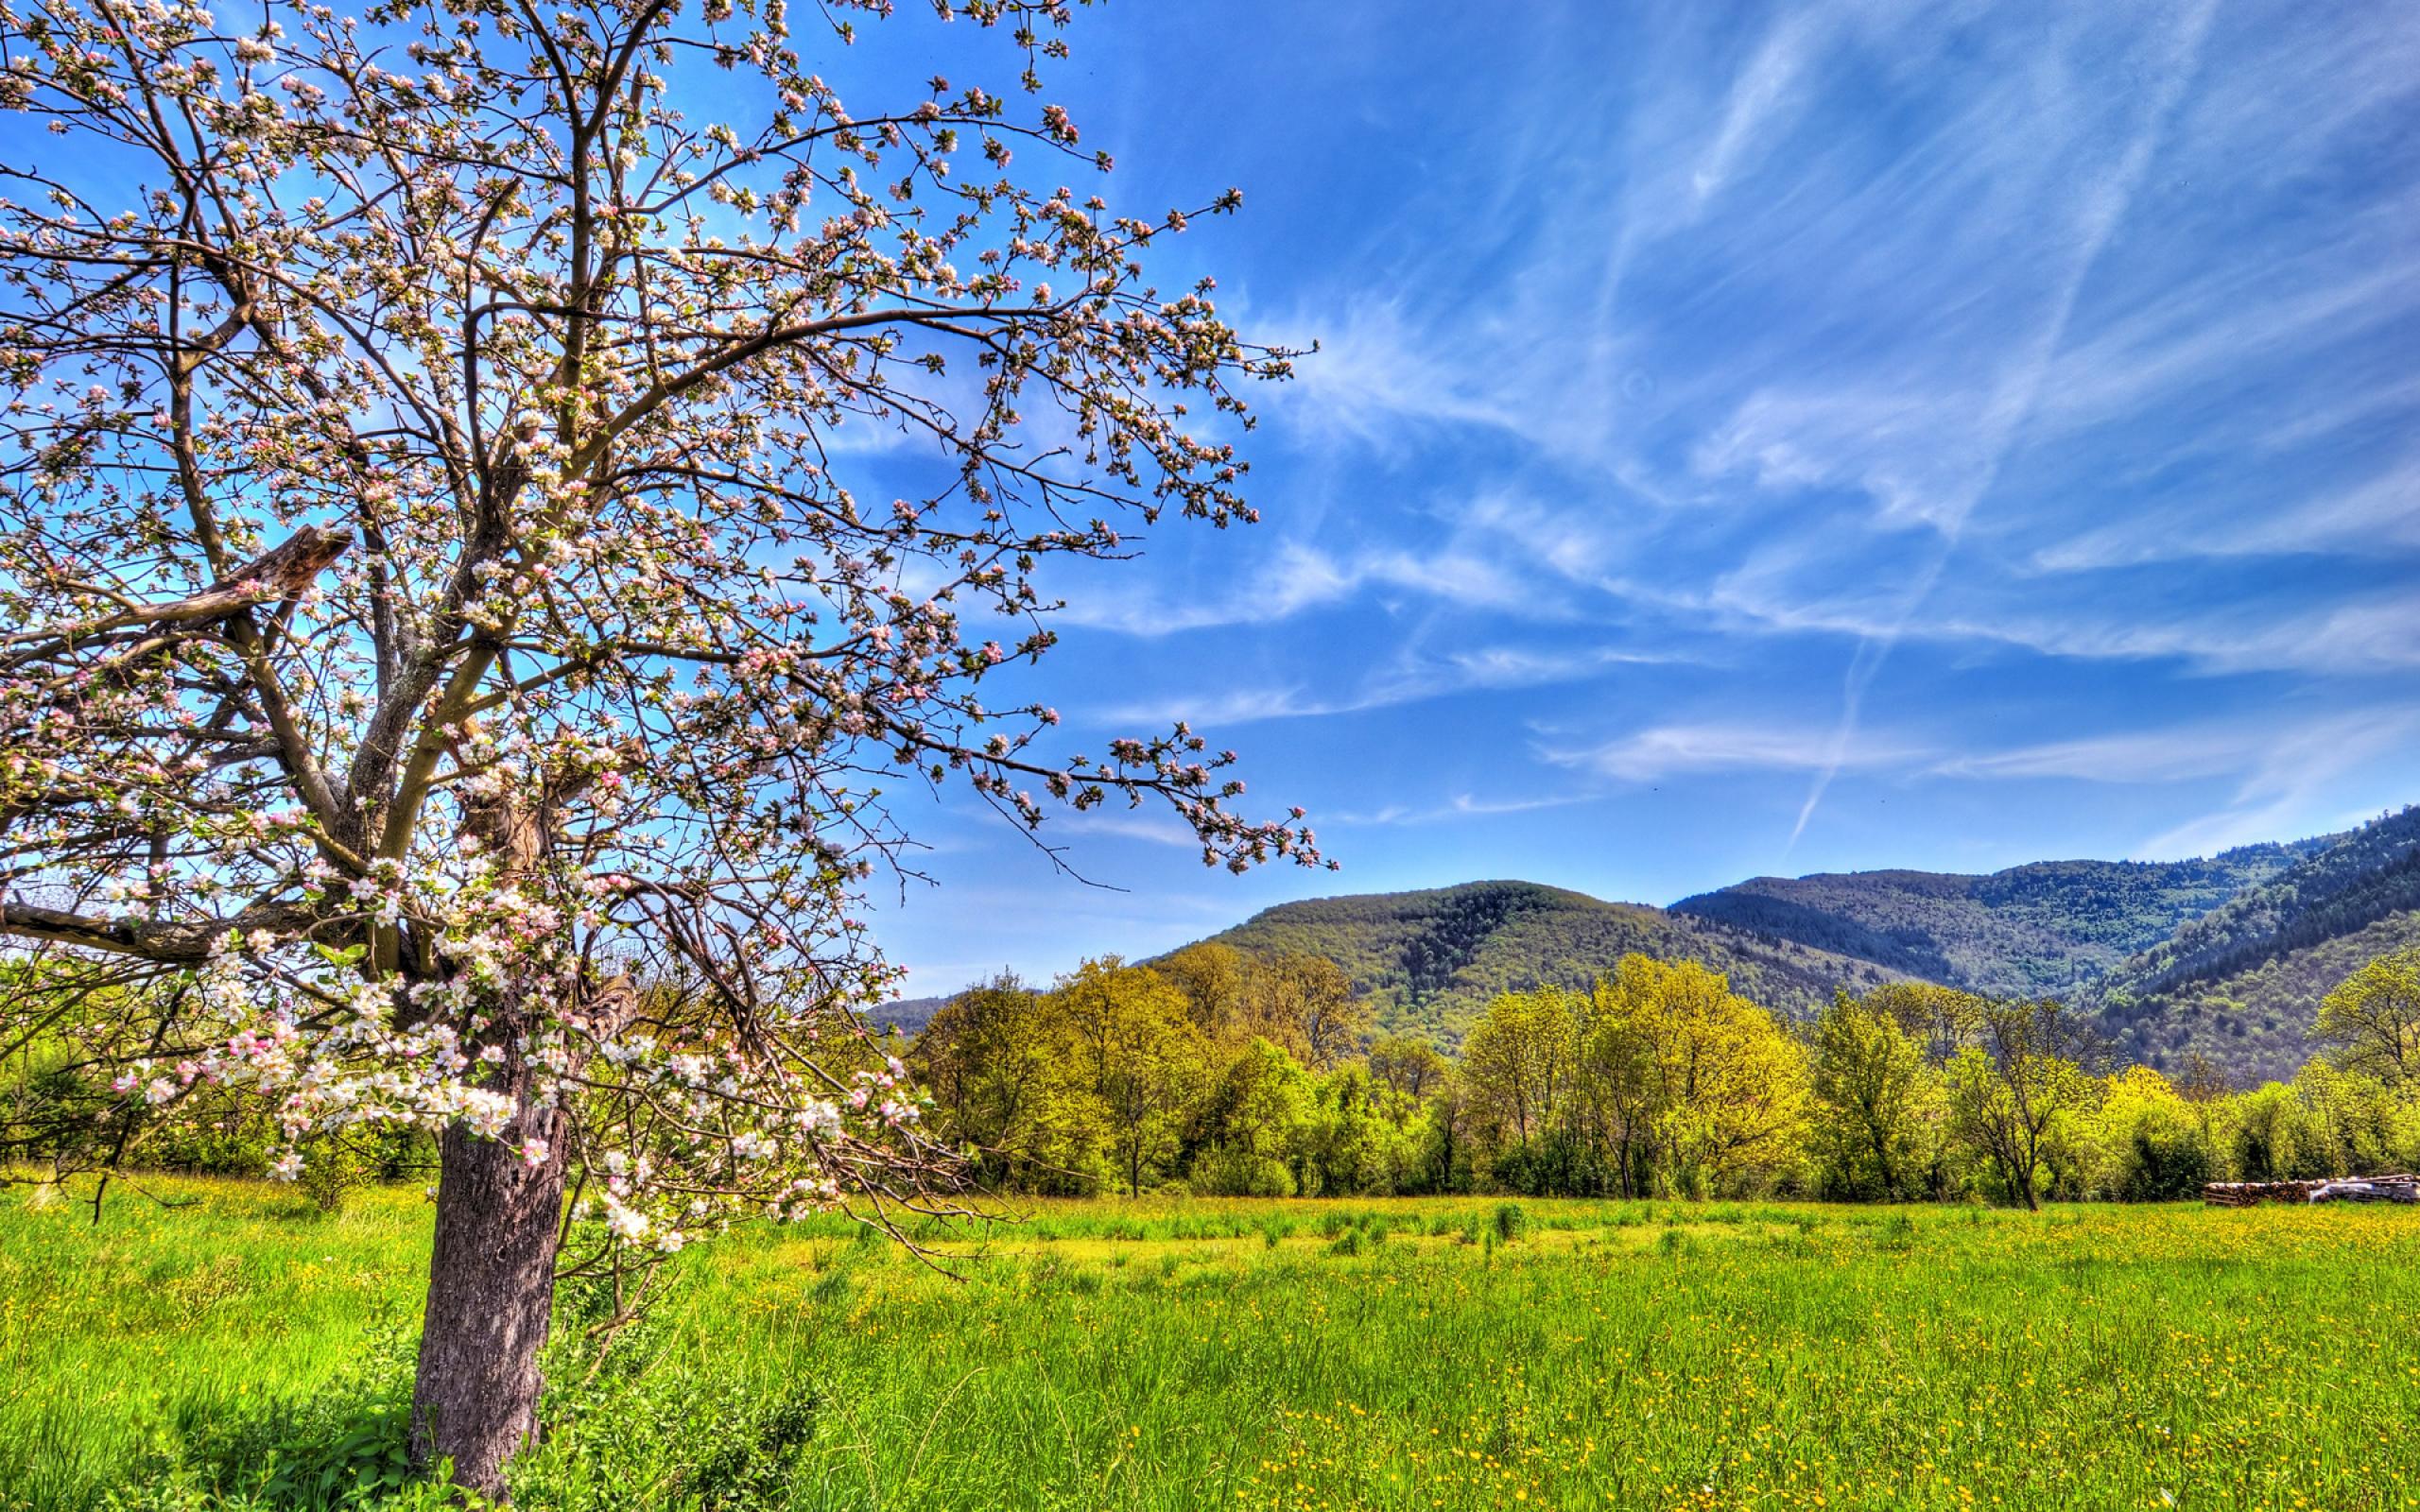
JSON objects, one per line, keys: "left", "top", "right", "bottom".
{"left": 410, "top": 1066, "right": 567, "bottom": 1500}
{"left": 2, "top": 524, "right": 352, "bottom": 664}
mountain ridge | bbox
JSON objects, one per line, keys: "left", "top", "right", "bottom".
{"left": 884, "top": 807, "right": 2420, "bottom": 1084}
{"left": 1178, "top": 808, "right": 2420, "bottom": 1079}
{"left": 1669, "top": 840, "right": 2331, "bottom": 999}
{"left": 1190, "top": 877, "right": 1908, "bottom": 1044}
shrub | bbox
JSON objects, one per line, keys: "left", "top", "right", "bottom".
{"left": 1493, "top": 1202, "right": 1528, "bottom": 1243}
{"left": 1191, "top": 1149, "right": 1297, "bottom": 1198}
{"left": 297, "top": 1139, "right": 377, "bottom": 1215}
{"left": 2115, "top": 1121, "right": 2213, "bottom": 1202}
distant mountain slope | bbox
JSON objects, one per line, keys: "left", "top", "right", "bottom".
{"left": 2094, "top": 809, "right": 2420, "bottom": 1005}
{"left": 866, "top": 995, "right": 948, "bottom": 1035}
{"left": 2100, "top": 909, "right": 2420, "bottom": 1083}
{"left": 2090, "top": 808, "right": 2420, "bottom": 1080}
{"left": 1668, "top": 844, "right": 2325, "bottom": 999}
{"left": 1192, "top": 880, "right": 1908, "bottom": 1044}
{"left": 894, "top": 808, "right": 2420, "bottom": 1084}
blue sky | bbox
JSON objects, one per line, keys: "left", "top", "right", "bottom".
{"left": 40, "top": 0, "right": 2403, "bottom": 989}
{"left": 857, "top": 0, "right": 2420, "bottom": 993}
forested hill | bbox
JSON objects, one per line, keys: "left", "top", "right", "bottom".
{"left": 2091, "top": 808, "right": 2420, "bottom": 1079}
{"left": 892, "top": 807, "right": 2420, "bottom": 1081}
{"left": 1191, "top": 881, "right": 1908, "bottom": 1044}
{"left": 1668, "top": 843, "right": 2326, "bottom": 999}
{"left": 866, "top": 995, "right": 948, "bottom": 1035}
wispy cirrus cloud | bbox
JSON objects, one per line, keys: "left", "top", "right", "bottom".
{"left": 1325, "top": 790, "right": 1601, "bottom": 828}
{"left": 838, "top": 0, "right": 2420, "bottom": 983}
{"left": 2030, "top": 451, "right": 2420, "bottom": 572}
{"left": 2135, "top": 711, "right": 2420, "bottom": 859}
{"left": 1927, "top": 712, "right": 2420, "bottom": 790}
{"left": 1543, "top": 722, "right": 1933, "bottom": 785}
{"left": 1698, "top": 552, "right": 2420, "bottom": 678}
{"left": 1100, "top": 640, "right": 1691, "bottom": 730}
{"left": 1539, "top": 703, "right": 2420, "bottom": 825}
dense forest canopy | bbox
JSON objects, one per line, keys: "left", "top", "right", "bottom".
{"left": 884, "top": 946, "right": 2420, "bottom": 1208}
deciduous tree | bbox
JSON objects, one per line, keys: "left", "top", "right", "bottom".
{"left": 911, "top": 974, "right": 1091, "bottom": 1190}
{"left": 1054, "top": 957, "right": 1203, "bottom": 1196}
{"left": 1367, "top": 1032, "right": 1447, "bottom": 1102}
{"left": 2315, "top": 948, "right": 2420, "bottom": 1088}
{"left": 1809, "top": 990, "right": 1933, "bottom": 1201}
{"left": 1461, "top": 987, "right": 1579, "bottom": 1158}
{"left": 1259, "top": 953, "right": 1369, "bottom": 1071}
{"left": 0, "top": 0, "right": 1323, "bottom": 1490}
{"left": 1945, "top": 1001, "right": 2099, "bottom": 1211}
{"left": 1597, "top": 955, "right": 1808, "bottom": 1197}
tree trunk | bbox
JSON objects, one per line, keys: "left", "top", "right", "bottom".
{"left": 2012, "top": 1157, "right": 2039, "bottom": 1211}
{"left": 411, "top": 1089, "right": 568, "bottom": 1499}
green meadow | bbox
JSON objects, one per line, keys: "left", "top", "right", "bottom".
{"left": 5, "top": 1180, "right": 2417, "bottom": 1511}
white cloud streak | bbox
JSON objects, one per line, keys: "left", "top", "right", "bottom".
{"left": 1545, "top": 721, "right": 1932, "bottom": 784}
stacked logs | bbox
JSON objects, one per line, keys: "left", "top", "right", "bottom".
{"left": 2309, "top": 1176, "right": 2420, "bottom": 1204}
{"left": 2203, "top": 1179, "right": 2328, "bottom": 1207}
{"left": 2204, "top": 1175, "right": 2420, "bottom": 1206}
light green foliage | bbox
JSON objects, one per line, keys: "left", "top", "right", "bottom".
{"left": 1809, "top": 991, "right": 1941, "bottom": 1201}
{"left": 16, "top": 1181, "right": 2420, "bottom": 1509}
{"left": 1445, "top": 957, "right": 1813, "bottom": 1198}
{"left": 1858, "top": 980, "right": 1989, "bottom": 1067}
{"left": 2086, "top": 1067, "right": 2213, "bottom": 1201}
{"left": 1055, "top": 958, "right": 1207, "bottom": 1198}
{"left": 1191, "top": 1039, "right": 1313, "bottom": 1197}
{"left": 898, "top": 948, "right": 2420, "bottom": 1209}
{"left": 908, "top": 948, "right": 2420, "bottom": 1209}
{"left": 1301, "top": 1063, "right": 1417, "bottom": 1196}
{"left": 914, "top": 955, "right": 1453, "bottom": 1199}
{"left": 1459, "top": 986, "right": 1582, "bottom": 1158}
{"left": 1598, "top": 956, "right": 1811, "bottom": 1198}
{"left": 912, "top": 974, "right": 1073, "bottom": 1189}
{"left": 2232, "top": 1081, "right": 2304, "bottom": 1181}
{"left": 2316, "top": 946, "right": 2420, "bottom": 1086}
{"left": 1944, "top": 1001, "right": 2102, "bottom": 1211}
{"left": 1366, "top": 1033, "right": 1450, "bottom": 1101}
{"left": 2289, "top": 1059, "right": 2420, "bottom": 1178}
{"left": 1243, "top": 954, "right": 1370, "bottom": 1071}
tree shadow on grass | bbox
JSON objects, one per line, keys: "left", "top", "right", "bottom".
{"left": 89, "top": 1291, "right": 824, "bottom": 1512}
{"left": 104, "top": 1329, "right": 461, "bottom": 1512}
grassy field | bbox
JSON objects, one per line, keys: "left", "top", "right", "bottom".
{"left": 4, "top": 1180, "right": 2419, "bottom": 1510}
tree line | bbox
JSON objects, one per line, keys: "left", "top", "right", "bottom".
{"left": 910, "top": 944, "right": 2420, "bottom": 1206}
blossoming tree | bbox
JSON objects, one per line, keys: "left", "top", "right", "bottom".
{"left": 0, "top": 0, "right": 1328, "bottom": 1490}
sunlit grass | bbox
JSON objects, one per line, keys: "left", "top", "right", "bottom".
{"left": 6, "top": 1178, "right": 2419, "bottom": 1509}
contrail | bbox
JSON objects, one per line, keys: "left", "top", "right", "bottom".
{"left": 1785, "top": 0, "right": 2216, "bottom": 852}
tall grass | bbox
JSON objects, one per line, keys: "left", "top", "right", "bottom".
{"left": 5, "top": 1179, "right": 2419, "bottom": 1509}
